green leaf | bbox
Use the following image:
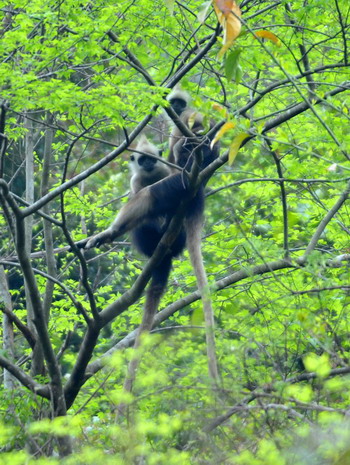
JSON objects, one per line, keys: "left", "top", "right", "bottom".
{"left": 303, "top": 353, "right": 332, "bottom": 378}
{"left": 224, "top": 48, "right": 242, "bottom": 81}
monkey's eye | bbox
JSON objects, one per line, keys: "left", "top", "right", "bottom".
{"left": 130, "top": 155, "right": 135, "bottom": 161}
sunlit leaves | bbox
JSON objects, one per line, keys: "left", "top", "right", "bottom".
{"left": 285, "top": 384, "right": 313, "bottom": 402}
{"left": 28, "top": 416, "right": 83, "bottom": 437}
{"left": 304, "top": 353, "right": 332, "bottom": 378}
{"left": 0, "top": 423, "right": 19, "bottom": 447}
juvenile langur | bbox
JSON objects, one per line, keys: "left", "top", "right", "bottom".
{"left": 86, "top": 90, "right": 220, "bottom": 382}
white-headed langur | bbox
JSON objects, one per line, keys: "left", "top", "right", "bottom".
{"left": 118, "top": 134, "right": 187, "bottom": 401}
{"left": 128, "top": 134, "right": 186, "bottom": 330}
{"left": 86, "top": 89, "right": 220, "bottom": 384}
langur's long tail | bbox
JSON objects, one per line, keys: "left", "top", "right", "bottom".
{"left": 185, "top": 215, "right": 219, "bottom": 384}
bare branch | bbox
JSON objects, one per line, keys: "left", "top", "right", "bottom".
{"left": 301, "top": 180, "right": 350, "bottom": 261}
{"left": 0, "top": 354, "right": 49, "bottom": 398}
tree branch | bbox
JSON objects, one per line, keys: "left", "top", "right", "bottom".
{"left": 85, "top": 258, "right": 293, "bottom": 381}
{"left": 0, "top": 354, "right": 49, "bottom": 398}
{"left": 301, "top": 180, "right": 350, "bottom": 262}
{"left": 0, "top": 183, "right": 67, "bottom": 415}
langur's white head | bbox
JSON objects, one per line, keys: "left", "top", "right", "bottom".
{"left": 129, "top": 134, "right": 170, "bottom": 194}
{"left": 167, "top": 86, "right": 191, "bottom": 116}
{"left": 129, "top": 134, "right": 162, "bottom": 175}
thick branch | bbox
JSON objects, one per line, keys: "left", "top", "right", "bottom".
{"left": 64, "top": 324, "right": 100, "bottom": 409}
{"left": 1, "top": 186, "right": 67, "bottom": 415}
{"left": 0, "top": 354, "right": 49, "bottom": 398}
{"left": 41, "top": 115, "right": 57, "bottom": 324}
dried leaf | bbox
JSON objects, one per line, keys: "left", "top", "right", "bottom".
{"left": 228, "top": 132, "right": 249, "bottom": 165}
{"left": 213, "top": 0, "right": 242, "bottom": 57}
{"left": 210, "top": 122, "right": 235, "bottom": 149}
{"left": 255, "top": 30, "right": 281, "bottom": 46}
{"left": 216, "top": 0, "right": 237, "bottom": 16}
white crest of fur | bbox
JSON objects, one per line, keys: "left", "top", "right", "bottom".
{"left": 135, "top": 134, "right": 159, "bottom": 157}
{"left": 166, "top": 87, "right": 191, "bottom": 104}
{"left": 129, "top": 135, "right": 170, "bottom": 193}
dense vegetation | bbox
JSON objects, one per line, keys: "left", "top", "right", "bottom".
{"left": 0, "top": 0, "right": 349, "bottom": 463}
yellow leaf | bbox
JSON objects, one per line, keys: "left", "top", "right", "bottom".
{"left": 228, "top": 132, "right": 249, "bottom": 165}
{"left": 214, "top": 0, "right": 237, "bottom": 17}
{"left": 213, "top": 0, "right": 242, "bottom": 57}
{"left": 210, "top": 121, "right": 235, "bottom": 149}
{"left": 255, "top": 30, "right": 281, "bottom": 46}
{"left": 188, "top": 112, "right": 198, "bottom": 130}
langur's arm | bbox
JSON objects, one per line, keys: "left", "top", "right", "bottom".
{"left": 85, "top": 172, "right": 190, "bottom": 250}
{"left": 85, "top": 187, "right": 153, "bottom": 249}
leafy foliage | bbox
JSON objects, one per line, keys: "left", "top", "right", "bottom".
{"left": 0, "top": 0, "right": 349, "bottom": 463}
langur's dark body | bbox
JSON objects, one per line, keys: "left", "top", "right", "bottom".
{"left": 132, "top": 221, "right": 185, "bottom": 290}
{"left": 128, "top": 135, "right": 186, "bottom": 295}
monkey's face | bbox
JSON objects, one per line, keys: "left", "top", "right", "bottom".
{"left": 130, "top": 136, "right": 169, "bottom": 185}
{"left": 169, "top": 97, "right": 187, "bottom": 116}
{"left": 130, "top": 153, "right": 162, "bottom": 176}
{"left": 135, "top": 154, "right": 157, "bottom": 172}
